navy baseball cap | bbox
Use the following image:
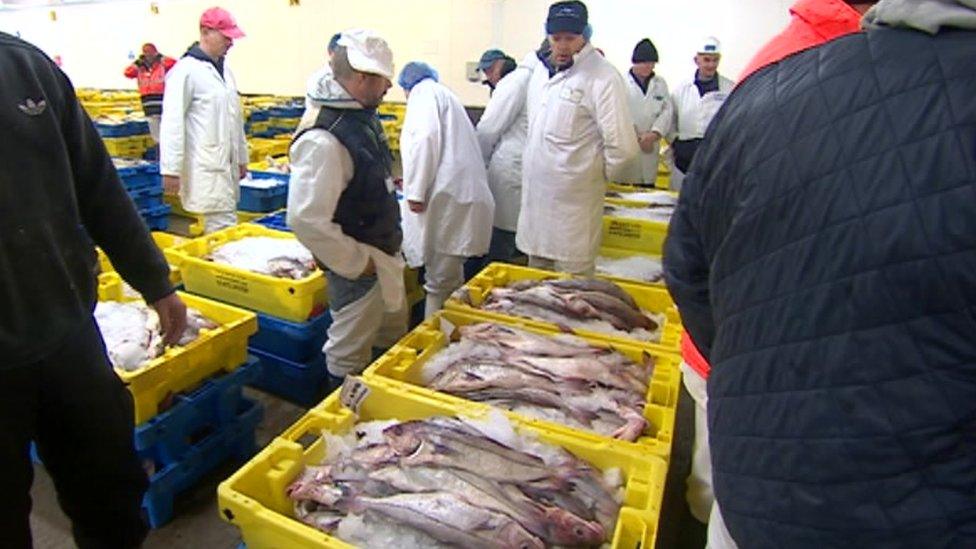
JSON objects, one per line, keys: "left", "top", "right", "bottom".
{"left": 478, "top": 49, "right": 508, "bottom": 71}
{"left": 546, "top": 1, "right": 588, "bottom": 35}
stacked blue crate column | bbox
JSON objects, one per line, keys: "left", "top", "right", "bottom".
{"left": 239, "top": 174, "right": 288, "bottom": 213}
{"left": 247, "top": 311, "right": 332, "bottom": 407}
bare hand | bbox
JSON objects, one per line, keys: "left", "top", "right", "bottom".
{"left": 638, "top": 133, "right": 660, "bottom": 154}
{"left": 239, "top": 164, "right": 248, "bottom": 180}
{"left": 152, "top": 293, "right": 187, "bottom": 346}
{"left": 162, "top": 175, "right": 180, "bottom": 194}
{"left": 361, "top": 258, "right": 377, "bottom": 277}
{"left": 408, "top": 200, "right": 425, "bottom": 213}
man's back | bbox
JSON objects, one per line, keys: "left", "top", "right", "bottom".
{"left": 666, "top": 24, "right": 976, "bottom": 547}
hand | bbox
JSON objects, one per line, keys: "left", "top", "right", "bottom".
{"left": 407, "top": 200, "right": 425, "bottom": 213}
{"left": 361, "top": 258, "right": 376, "bottom": 277}
{"left": 162, "top": 175, "right": 180, "bottom": 194}
{"left": 638, "top": 133, "right": 659, "bottom": 153}
{"left": 239, "top": 164, "right": 248, "bottom": 180}
{"left": 152, "top": 293, "right": 187, "bottom": 347}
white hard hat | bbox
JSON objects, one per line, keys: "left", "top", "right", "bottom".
{"left": 698, "top": 36, "right": 721, "bottom": 55}
{"left": 338, "top": 29, "right": 394, "bottom": 80}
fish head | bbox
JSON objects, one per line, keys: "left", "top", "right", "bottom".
{"left": 546, "top": 507, "right": 607, "bottom": 545}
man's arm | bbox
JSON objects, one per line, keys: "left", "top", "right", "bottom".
{"left": 593, "top": 70, "right": 641, "bottom": 182}
{"left": 159, "top": 63, "right": 189, "bottom": 178}
{"left": 651, "top": 80, "right": 674, "bottom": 138}
{"left": 475, "top": 73, "right": 525, "bottom": 163}
{"left": 287, "top": 131, "right": 372, "bottom": 280}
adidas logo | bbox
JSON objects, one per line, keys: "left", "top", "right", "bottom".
{"left": 18, "top": 98, "right": 47, "bottom": 116}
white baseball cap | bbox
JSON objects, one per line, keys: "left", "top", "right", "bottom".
{"left": 698, "top": 36, "right": 721, "bottom": 55}
{"left": 338, "top": 29, "right": 394, "bottom": 80}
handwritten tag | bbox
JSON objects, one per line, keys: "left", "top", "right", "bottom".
{"left": 339, "top": 376, "right": 371, "bottom": 414}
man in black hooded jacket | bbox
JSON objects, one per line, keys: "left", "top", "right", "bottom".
{"left": 664, "top": 0, "right": 976, "bottom": 546}
{"left": 0, "top": 32, "right": 186, "bottom": 547}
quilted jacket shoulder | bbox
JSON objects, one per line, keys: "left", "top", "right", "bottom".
{"left": 665, "top": 25, "right": 976, "bottom": 548}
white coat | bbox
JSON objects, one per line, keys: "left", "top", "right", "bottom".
{"left": 399, "top": 78, "right": 494, "bottom": 268}
{"left": 518, "top": 43, "right": 640, "bottom": 263}
{"left": 623, "top": 71, "right": 673, "bottom": 184}
{"left": 670, "top": 74, "right": 735, "bottom": 141}
{"left": 160, "top": 55, "right": 247, "bottom": 214}
{"left": 475, "top": 52, "right": 536, "bottom": 232}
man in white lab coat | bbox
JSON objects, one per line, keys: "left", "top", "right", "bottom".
{"left": 398, "top": 62, "right": 495, "bottom": 317}
{"left": 668, "top": 37, "right": 734, "bottom": 191}
{"left": 160, "top": 7, "right": 248, "bottom": 234}
{"left": 519, "top": 0, "right": 639, "bottom": 275}
{"left": 288, "top": 29, "right": 406, "bottom": 389}
{"left": 475, "top": 48, "right": 537, "bottom": 265}
{"left": 623, "top": 38, "right": 673, "bottom": 186}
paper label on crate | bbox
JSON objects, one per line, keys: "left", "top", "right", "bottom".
{"left": 439, "top": 316, "right": 456, "bottom": 339}
{"left": 340, "top": 377, "right": 371, "bottom": 414}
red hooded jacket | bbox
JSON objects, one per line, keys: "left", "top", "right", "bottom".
{"left": 739, "top": 0, "right": 863, "bottom": 83}
{"left": 682, "top": 0, "right": 863, "bottom": 379}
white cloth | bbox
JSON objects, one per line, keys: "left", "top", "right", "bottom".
{"left": 304, "top": 64, "right": 333, "bottom": 111}
{"left": 670, "top": 74, "right": 735, "bottom": 141}
{"left": 623, "top": 72, "right": 672, "bottom": 184}
{"left": 423, "top": 252, "right": 464, "bottom": 318}
{"left": 476, "top": 52, "right": 536, "bottom": 232}
{"left": 160, "top": 56, "right": 247, "bottom": 214}
{"left": 681, "top": 361, "right": 714, "bottom": 523}
{"left": 707, "top": 502, "right": 738, "bottom": 549}
{"left": 324, "top": 283, "right": 406, "bottom": 377}
{"left": 518, "top": 43, "right": 640, "bottom": 264}
{"left": 147, "top": 115, "right": 161, "bottom": 143}
{"left": 400, "top": 79, "right": 494, "bottom": 268}
{"left": 527, "top": 255, "right": 595, "bottom": 277}
{"left": 288, "top": 78, "right": 406, "bottom": 313}
{"left": 338, "top": 29, "right": 395, "bottom": 80}
{"left": 201, "top": 211, "right": 238, "bottom": 235}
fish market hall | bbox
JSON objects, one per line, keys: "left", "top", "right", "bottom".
{"left": 3, "top": 0, "right": 975, "bottom": 548}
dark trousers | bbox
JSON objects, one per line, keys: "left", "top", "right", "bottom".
{"left": 464, "top": 228, "right": 520, "bottom": 281}
{"left": 0, "top": 318, "right": 149, "bottom": 548}
{"left": 672, "top": 138, "right": 704, "bottom": 173}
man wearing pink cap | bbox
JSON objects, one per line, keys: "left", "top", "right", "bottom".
{"left": 160, "top": 7, "right": 248, "bottom": 234}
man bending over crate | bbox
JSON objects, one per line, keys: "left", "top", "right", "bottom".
{"left": 288, "top": 29, "right": 408, "bottom": 392}
{"left": 0, "top": 32, "right": 186, "bottom": 546}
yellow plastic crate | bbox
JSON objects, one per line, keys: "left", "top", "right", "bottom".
{"left": 218, "top": 377, "right": 666, "bottom": 549}
{"left": 96, "top": 231, "right": 186, "bottom": 285}
{"left": 237, "top": 210, "right": 267, "bottom": 224}
{"left": 445, "top": 263, "right": 681, "bottom": 353}
{"left": 248, "top": 138, "right": 290, "bottom": 163}
{"left": 604, "top": 189, "right": 677, "bottom": 209}
{"left": 170, "top": 224, "right": 327, "bottom": 322}
{"left": 601, "top": 214, "right": 669, "bottom": 256}
{"left": 363, "top": 309, "right": 679, "bottom": 459}
{"left": 102, "top": 136, "right": 144, "bottom": 157}
{"left": 162, "top": 194, "right": 206, "bottom": 237}
{"left": 596, "top": 246, "right": 665, "bottom": 288}
{"left": 268, "top": 117, "right": 300, "bottom": 130}
{"left": 97, "top": 275, "right": 257, "bottom": 424}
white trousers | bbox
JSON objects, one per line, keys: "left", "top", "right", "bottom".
{"left": 147, "top": 115, "right": 161, "bottom": 143}
{"left": 324, "top": 284, "right": 407, "bottom": 377}
{"left": 680, "top": 361, "right": 737, "bottom": 549}
{"left": 423, "top": 252, "right": 465, "bottom": 318}
{"left": 201, "top": 212, "right": 238, "bottom": 235}
{"left": 527, "top": 255, "right": 596, "bottom": 277}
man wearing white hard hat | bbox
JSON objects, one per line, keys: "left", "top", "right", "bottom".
{"left": 668, "top": 36, "right": 734, "bottom": 191}
{"left": 288, "top": 29, "right": 407, "bottom": 392}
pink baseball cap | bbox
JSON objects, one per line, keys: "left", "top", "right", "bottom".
{"left": 200, "top": 7, "right": 245, "bottom": 39}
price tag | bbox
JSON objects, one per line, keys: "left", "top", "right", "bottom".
{"left": 339, "top": 376, "right": 371, "bottom": 414}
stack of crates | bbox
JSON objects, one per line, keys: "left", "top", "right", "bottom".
{"left": 98, "top": 121, "right": 150, "bottom": 158}
{"left": 240, "top": 162, "right": 290, "bottom": 214}
{"left": 35, "top": 279, "right": 261, "bottom": 528}
{"left": 169, "top": 225, "right": 334, "bottom": 407}
{"left": 247, "top": 108, "right": 273, "bottom": 137}
{"left": 114, "top": 159, "right": 171, "bottom": 230}
{"left": 267, "top": 104, "right": 304, "bottom": 134}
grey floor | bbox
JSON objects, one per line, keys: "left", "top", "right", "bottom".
{"left": 29, "top": 384, "right": 705, "bottom": 549}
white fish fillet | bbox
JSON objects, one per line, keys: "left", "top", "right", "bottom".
{"left": 209, "top": 236, "right": 315, "bottom": 278}
{"left": 596, "top": 254, "right": 664, "bottom": 283}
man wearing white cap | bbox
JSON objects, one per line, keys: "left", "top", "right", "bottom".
{"left": 288, "top": 29, "right": 406, "bottom": 391}
{"left": 668, "top": 37, "right": 734, "bottom": 190}
{"left": 160, "top": 6, "right": 248, "bottom": 234}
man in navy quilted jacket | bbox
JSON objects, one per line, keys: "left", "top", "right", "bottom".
{"left": 664, "top": 0, "right": 976, "bottom": 546}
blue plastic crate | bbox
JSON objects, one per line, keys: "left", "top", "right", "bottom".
{"left": 141, "top": 204, "right": 171, "bottom": 230}
{"left": 143, "top": 147, "right": 158, "bottom": 161}
{"left": 250, "top": 170, "right": 290, "bottom": 184}
{"left": 129, "top": 185, "right": 164, "bottom": 209}
{"left": 121, "top": 172, "right": 160, "bottom": 192}
{"left": 268, "top": 106, "right": 304, "bottom": 118}
{"left": 132, "top": 120, "right": 150, "bottom": 135}
{"left": 134, "top": 356, "right": 260, "bottom": 468}
{"left": 238, "top": 182, "right": 287, "bottom": 213}
{"left": 250, "top": 310, "right": 331, "bottom": 363}
{"left": 97, "top": 122, "right": 138, "bottom": 138}
{"left": 249, "top": 110, "right": 270, "bottom": 122}
{"left": 143, "top": 397, "right": 262, "bottom": 528}
{"left": 254, "top": 210, "right": 289, "bottom": 233}
{"left": 248, "top": 347, "right": 329, "bottom": 408}
{"left": 252, "top": 129, "right": 289, "bottom": 139}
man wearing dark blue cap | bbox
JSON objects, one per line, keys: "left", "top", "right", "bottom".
{"left": 477, "top": 48, "right": 516, "bottom": 91}
{"left": 518, "top": 0, "right": 639, "bottom": 275}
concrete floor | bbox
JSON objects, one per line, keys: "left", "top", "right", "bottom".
{"left": 29, "top": 381, "right": 705, "bottom": 549}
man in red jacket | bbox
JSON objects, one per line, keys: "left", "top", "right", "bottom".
{"left": 123, "top": 43, "right": 176, "bottom": 143}
{"left": 679, "top": 1, "right": 879, "bottom": 547}
{"left": 739, "top": 0, "right": 878, "bottom": 82}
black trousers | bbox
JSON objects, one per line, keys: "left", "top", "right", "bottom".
{"left": 0, "top": 317, "right": 149, "bottom": 548}
{"left": 672, "top": 138, "right": 704, "bottom": 174}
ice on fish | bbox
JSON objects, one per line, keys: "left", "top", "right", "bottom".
{"left": 604, "top": 205, "right": 673, "bottom": 222}
{"left": 208, "top": 236, "right": 316, "bottom": 279}
{"left": 595, "top": 254, "right": 664, "bottom": 283}
{"left": 240, "top": 177, "right": 284, "bottom": 189}
{"left": 606, "top": 190, "right": 677, "bottom": 206}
